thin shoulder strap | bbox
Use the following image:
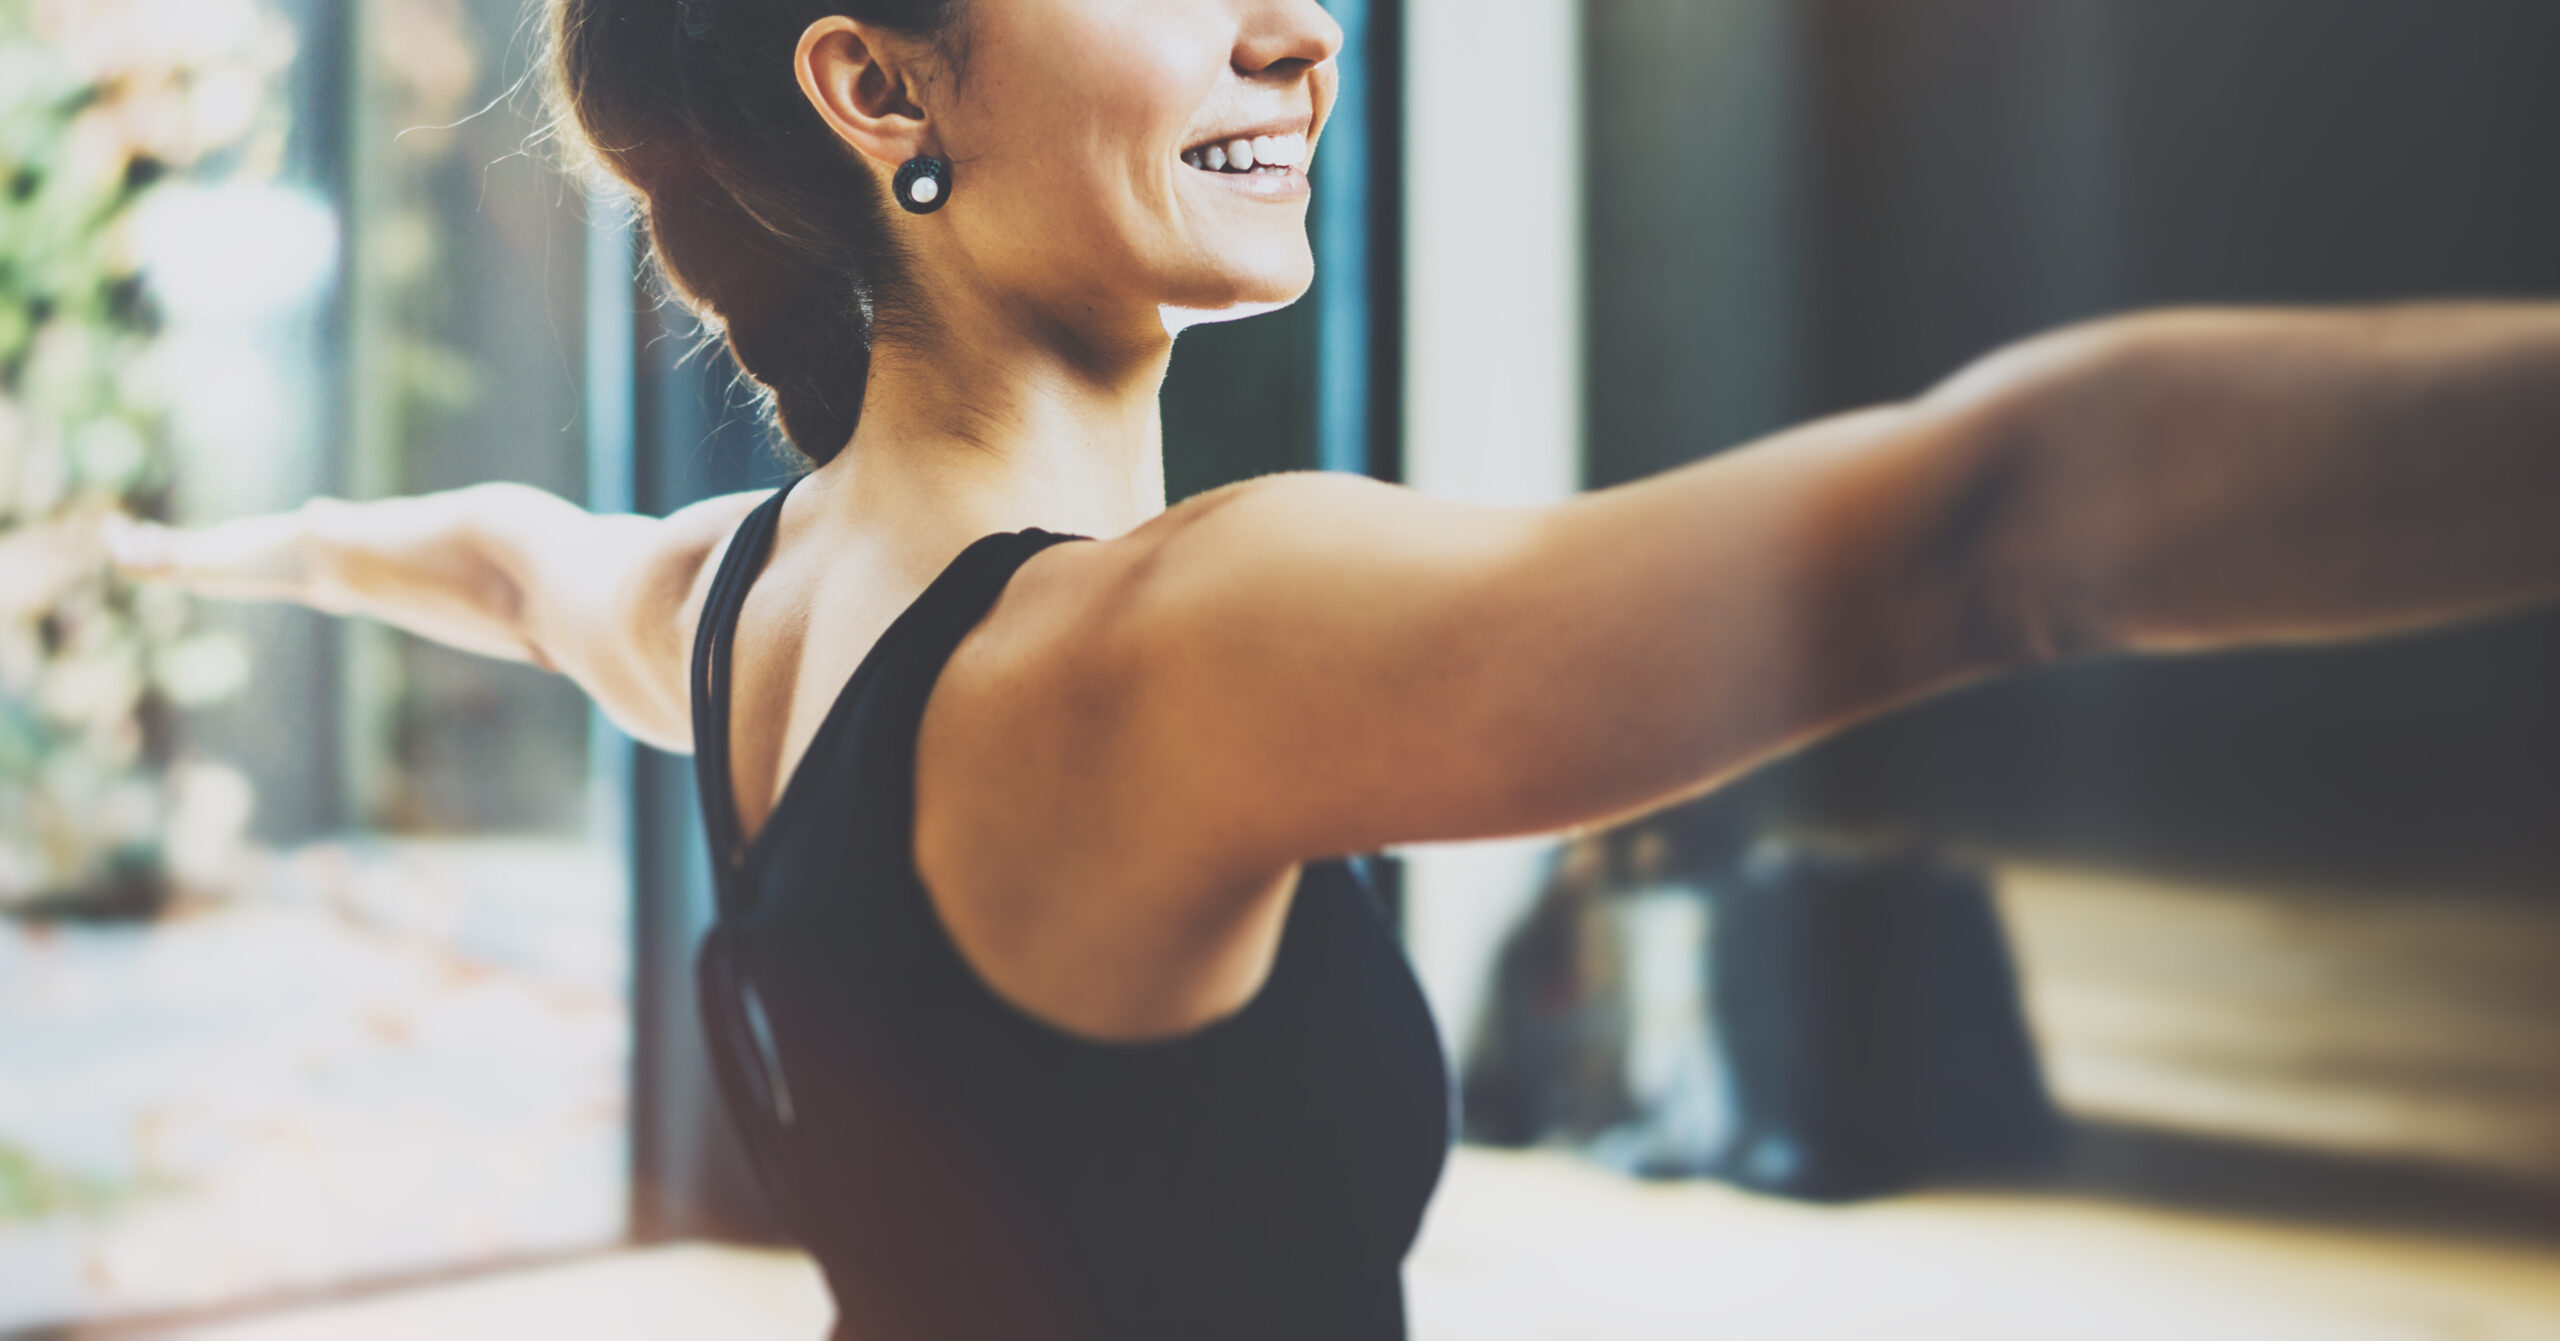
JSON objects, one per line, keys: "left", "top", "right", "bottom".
{"left": 689, "top": 481, "right": 800, "bottom": 910}
{"left": 864, "top": 528, "right": 1089, "bottom": 883}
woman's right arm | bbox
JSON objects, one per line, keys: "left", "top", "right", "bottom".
{"left": 108, "top": 484, "right": 771, "bottom": 753}
{"left": 928, "top": 303, "right": 2560, "bottom": 965}
{"left": 918, "top": 382, "right": 2030, "bottom": 1037}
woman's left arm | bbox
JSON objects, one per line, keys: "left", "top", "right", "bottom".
{"left": 1968, "top": 301, "right": 2560, "bottom": 664}
{"left": 104, "top": 483, "right": 768, "bottom": 753}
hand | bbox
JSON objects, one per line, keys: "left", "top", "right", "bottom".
{"left": 0, "top": 503, "right": 113, "bottom": 621}
{"left": 101, "top": 507, "right": 321, "bottom": 605}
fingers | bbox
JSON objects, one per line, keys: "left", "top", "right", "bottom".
{"left": 99, "top": 510, "right": 312, "bottom": 603}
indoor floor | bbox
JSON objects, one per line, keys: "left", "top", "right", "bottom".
{"left": 123, "top": 1144, "right": 2560, "bottom": 1341}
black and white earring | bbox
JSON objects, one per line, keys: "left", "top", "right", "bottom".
{"left": 894, "top": 156, "right": 951, "bottom": 215}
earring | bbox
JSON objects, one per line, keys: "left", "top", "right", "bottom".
{"left": 894, "top": 156, "right": 952, "bottom": 215}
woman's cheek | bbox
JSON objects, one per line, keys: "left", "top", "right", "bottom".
{"left": 1013, "top": 0, "right": 1225, "bottom": 132}
{"left": 1123, "top": 9, "right": 1229, "bottom": 109}
{"left": 1087, "top": 19, "right": 1228, "bottom": 218}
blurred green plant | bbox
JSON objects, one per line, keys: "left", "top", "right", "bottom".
{"left": 0, "top": 1135, "right": 114, "bottom": 1224}
{"left": 0, "top": 0, "right": 291, "bottom": 916}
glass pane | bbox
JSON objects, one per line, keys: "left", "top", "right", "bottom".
{"left": 0, "top": 0, "right": 629, "bottom": 1329}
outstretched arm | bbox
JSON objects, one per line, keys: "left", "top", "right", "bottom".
{"left": 107, "top": 484, "right": 770, "bottom": 753}
{"left": 1964, "top": 302, "right": 2560, "bottom": 661}
{"left": 941, "top": 302, "right": 2560, "bottom": 937}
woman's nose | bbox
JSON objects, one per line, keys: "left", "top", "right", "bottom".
{"left": 1233, "top": 0, "right": 1346, "bottom": 79}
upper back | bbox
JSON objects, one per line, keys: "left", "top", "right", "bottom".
{"left": 695, "top": 472, "right": 1345, "bottom": 1043}
{"left": 682, "top": 480, "right": 1451, "bottom": 1339}
{"left": 714, "top": 492, "right": 968, "bottom": 847}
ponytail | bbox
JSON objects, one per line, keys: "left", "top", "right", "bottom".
{"left": 548, "top": 0, "right": 962, "bottom": 465}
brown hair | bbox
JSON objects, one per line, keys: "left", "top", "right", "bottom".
{"left": 548, "top": 0, "right": 964, "bottom": 465}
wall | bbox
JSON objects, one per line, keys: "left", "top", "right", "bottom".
{"left": 1585, "top": 0, "right": 2560, "bottom": 901}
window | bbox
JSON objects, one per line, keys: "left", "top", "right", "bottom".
{"left": 0, "top": 0, "right": 628, "bottom": 1327}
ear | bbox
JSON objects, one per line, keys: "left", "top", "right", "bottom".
{"left": 795, "top": 17, "right": 936, "bottom": 171}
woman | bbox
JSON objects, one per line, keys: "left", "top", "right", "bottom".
{"left": 105, "top": 0, "right": 2560, "bottom": 1336}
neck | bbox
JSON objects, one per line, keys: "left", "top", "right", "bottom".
{"left": 806, "top": 283, "right": 1175, "bottom": 545}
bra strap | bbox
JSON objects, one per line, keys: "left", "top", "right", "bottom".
{"left": 689, "top": 481, "right": 801, "bottom": 915}
{"left": 867, "top": 529, "right": 1090, "bottom": 899}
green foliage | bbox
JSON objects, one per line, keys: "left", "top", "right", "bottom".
{"left": 0, "top": 1134, "right": 115, "bottom": 1224}
{"left": 0, "top": 0, "right": 291, "bottom": 913}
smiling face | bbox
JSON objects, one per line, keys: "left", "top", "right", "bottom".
{"left": 871, "top": 0, "right": 1343, "bottom": 337}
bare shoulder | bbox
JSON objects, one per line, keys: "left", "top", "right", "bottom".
{"left": 573, "top": 489, "right": 773, "bottom": 754}
{"left": 916, "top": 471, "right": 1545, "bottom": 1036}
{"left": 947, "top": 468, "right": 1504, "bottom": 722}
{"left": 1003, "top": 468, "right": 1528, "bottom": 661}
{"left": 925, "top": 471, "right": 1399, "bottom": 752}
{"left": 912, "top": 411, "right": 2008, "bottom": 1037}
{"left": 648, "top": 489, "right": 776, "bottom": 655}
{"left": 1110, "top": 467, "right": 1504, "bottom": 582}
{"left": 927, "top": 467, "right": 1530, "bottom": 832}
{"left": 950, "top": 470, "right": 1435, "bottom": 665}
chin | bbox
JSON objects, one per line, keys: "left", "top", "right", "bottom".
{"left": 1161, "top": 297, "right": 1301, "bottom": 336}
{"left": 1157, "top": 251, "right": 1314, "bottom": 335}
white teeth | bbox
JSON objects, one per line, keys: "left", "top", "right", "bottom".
{"left": 1186, "top": 132, "right": 1307, "bottom": 173}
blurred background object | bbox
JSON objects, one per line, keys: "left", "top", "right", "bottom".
{"left": 2, "top": 0, "right": 628, "bottom": 1330}
{"left": 1463, "top": 829, "right": 2063, "bottom": 1201}
{"left": 0, "top": 0, "right": 296, "bottom": 919}
{"left": 1540, "top": 0, "right": 2560, "bottom": 1199}
{"left": 1423, "top": 0, "right": 2560, "bottom": 1257}
{"left": 1407, "top": 0, "right": 2560, "bottom": 1332}
{"left": 5, "top": 0, "right": 2560, "bottom": 1337}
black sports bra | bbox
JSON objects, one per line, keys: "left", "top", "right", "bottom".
{"left": 688, "top": 479, "right": 1451, "bottom": 1340}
